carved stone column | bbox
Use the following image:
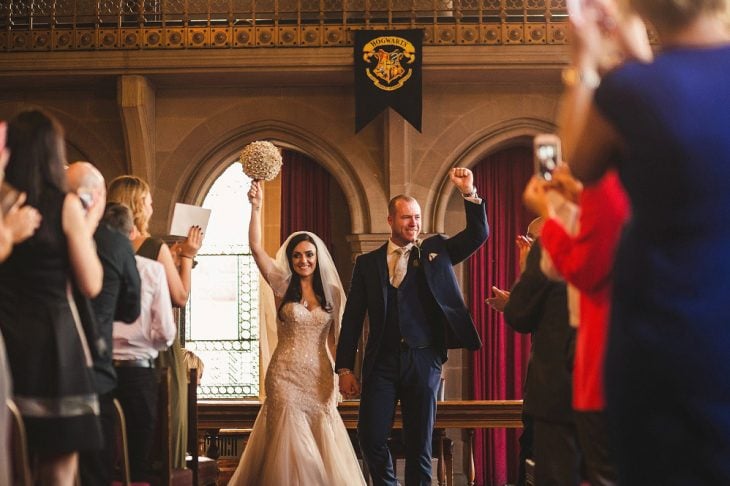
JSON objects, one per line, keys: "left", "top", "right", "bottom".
{"left": 384, "top": 108, "right": 411, "bottom": 199}
{"left": 117, "top": 75, "right": 156, "bottom": 187}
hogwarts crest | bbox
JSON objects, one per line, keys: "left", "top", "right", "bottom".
{"left": 362, "top": 36, "right": 416, "bottom": 91}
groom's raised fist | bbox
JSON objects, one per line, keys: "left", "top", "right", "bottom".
{"left": 450, "top": 167, "right": 475, "bottom": 196}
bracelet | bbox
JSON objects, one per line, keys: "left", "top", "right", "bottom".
{"left": 561, "top": 66, "right": 601, "bottom": 89}
{"left": 337, "top": 369, "right": 352, "bottom": 376}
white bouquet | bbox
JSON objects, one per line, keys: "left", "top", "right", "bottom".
{"left": 239, "top": 141, "right": 283, "bottom": 181}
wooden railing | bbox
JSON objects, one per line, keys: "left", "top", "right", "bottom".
{"left": 198, "top": 399, "right": 523, "bottom": 485}
{"left": 0, "top": 0, "right": 571, "bottom": 50}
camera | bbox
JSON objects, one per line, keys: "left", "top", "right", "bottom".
{"left": 533, "top": 133, "right": 562, "bottom": 181}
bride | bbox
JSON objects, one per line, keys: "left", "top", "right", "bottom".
{"left": 229, "top": 180, "right": 366, "bottom": 485}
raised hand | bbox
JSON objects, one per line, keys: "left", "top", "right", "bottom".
{"left": 551, "top": 165, "right": 583, "bottom": 203}
{"left": 248, "top": 180, "right": 263, "bottom": 209}
{"left": 178, "top": 225, "right": 203, "bottom": 258}
{"left": 449, "top": 167, "right": 475, "bottom": 196}
{"left": 523, "top": 176, "right": 551, "bottom": 218}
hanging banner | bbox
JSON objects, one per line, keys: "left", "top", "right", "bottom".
{"left": 354, "top": 29, "right": 423, "bottom": 133}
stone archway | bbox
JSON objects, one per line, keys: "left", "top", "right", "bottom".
{"left": 430, "top": 117, "right": 556, "bottom": 234}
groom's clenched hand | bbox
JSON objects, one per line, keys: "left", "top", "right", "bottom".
{"left": 449, "top": 167, "right": 475, "bottom": 196}
{"left": 338, "top": 372, "right": 361, "bottom": 399}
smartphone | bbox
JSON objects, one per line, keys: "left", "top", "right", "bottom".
{"left": 533, "top": 133, "right": 562, "bottom": 182}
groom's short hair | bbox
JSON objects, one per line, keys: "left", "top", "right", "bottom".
{"left": 388, "top": 195, "right": 417, "bottom": 216}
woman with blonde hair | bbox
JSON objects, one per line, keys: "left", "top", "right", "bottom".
{"left": 107, "top": 175, "right": 203, "bottom": 471}
{"left": 560, "top": 0, "right": 730, "bottom": 482}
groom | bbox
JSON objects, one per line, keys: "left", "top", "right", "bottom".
{"left": 336, "top": 167, "right": 488, "bottom": 485}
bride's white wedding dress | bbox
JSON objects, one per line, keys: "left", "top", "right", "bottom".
{"left": 228, "top": 277, "right": 366, "bottom": 485}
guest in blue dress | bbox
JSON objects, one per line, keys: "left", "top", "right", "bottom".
{"left": 558, "top": 0, "right": 730, "bottom": 483}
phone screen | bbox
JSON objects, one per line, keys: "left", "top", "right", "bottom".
{"left": 534, "top": 142, "right": 559, "bottom": 181}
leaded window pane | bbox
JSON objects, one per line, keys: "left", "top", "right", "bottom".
{"left": 187, "top": 163, "right": 259, "bottom": 399}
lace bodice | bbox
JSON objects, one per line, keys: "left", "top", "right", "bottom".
{"left": 264, "top": 302, "right": 336, "bottom": 414}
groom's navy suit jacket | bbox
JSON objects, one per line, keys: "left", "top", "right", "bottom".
{"left": 336, "top": 199, "right": 488, "bottom": 380}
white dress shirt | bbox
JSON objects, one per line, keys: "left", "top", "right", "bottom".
{"left": 113, "top": 256, "right": 176, "bottom": 360}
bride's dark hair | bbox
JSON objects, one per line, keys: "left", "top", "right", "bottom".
{"left": 278, "top": 233, "right": 332, "bottom": 319}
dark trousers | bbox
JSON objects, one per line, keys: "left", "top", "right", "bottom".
{"left": 516, "top": 412, "right": 534, "bottom": 486}
{"left": 358, "top": 346, "right": 442, "bottom": 486}
{"left": 533, "top": 418, "right": 581, "bottom": 486}
{"left": 575, "top": 411, "right": 618, "bottom": 486}
{"left": 114, "top": 366, "right": 158, "bottom": 482}
{"left": 79, "top": 391, "right": 115, "bottom": 486}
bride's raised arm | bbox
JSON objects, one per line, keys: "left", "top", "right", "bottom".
{"left": 247, "top": 180, "right": 282, "bottom": 289}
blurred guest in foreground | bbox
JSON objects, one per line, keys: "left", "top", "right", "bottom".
{"left": 0, "top": 119, "right": 42, "bottom": 486}
{"left": 560, "top": 0, "right": 730, "bottom": 482}
{"left": 0, "top": 109, "right": 103, "bottom": 485}
{"left": 524, "top": 165, "right": 629, "bottom": 485}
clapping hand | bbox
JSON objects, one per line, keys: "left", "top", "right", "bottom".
{"left": 5, "top": 192, "right": 41, "bottom": 244}
{"left": 485, "top": 286, "right": 510, "bottom": 312}
{"left": 449, "top": 167, "right": 475, "bottom": 196}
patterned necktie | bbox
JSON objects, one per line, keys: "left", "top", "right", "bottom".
{"left": 391, "top": 247, "right": 410, "bottom": 288}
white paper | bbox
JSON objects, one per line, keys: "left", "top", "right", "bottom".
{"left": 169, "top": 203, "right": 211, "bottom": 237}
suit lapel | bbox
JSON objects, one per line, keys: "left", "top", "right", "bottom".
{"left": 374, "top": 243, "right": 389, "bottom": 310}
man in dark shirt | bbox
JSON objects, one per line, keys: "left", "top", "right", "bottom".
{"left": 68, "top": 162, "right": 142, "bottom": 485}
{"left": 503, "top": 222, "right": 580, "bottom": 486}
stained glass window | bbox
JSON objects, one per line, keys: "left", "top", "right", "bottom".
{"left": 185, "top": 163, "right": 260, "bottom": 398}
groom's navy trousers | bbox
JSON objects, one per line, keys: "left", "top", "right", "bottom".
{"left": 358, "top": 273, "right": 444, "bottom": 486}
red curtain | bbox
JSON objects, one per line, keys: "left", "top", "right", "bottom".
{"left": 279, "top": 150, "right": 333, "bottom": 249}
{"left": 469, "top": 146, "right": 533, "bottom": 485}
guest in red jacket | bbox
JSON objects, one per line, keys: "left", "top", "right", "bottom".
{"left": 523, "top": 165, "right": 629, "bottom": 486}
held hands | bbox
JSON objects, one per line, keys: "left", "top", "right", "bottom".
{"left": 449, "top": 167, "right": 475, "bottom": 196}
{"left": 338, "top": 371, "right": 361, "bottom": 399}
{"left": 248, "top": 180, "right": 263, "bottom": 209}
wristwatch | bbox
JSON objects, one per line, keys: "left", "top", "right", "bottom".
{"left": 461, "top": 186, "right": 478, "bottom": 199}
{"left": 561, "top": 66, "right": 601, "bottom": 89}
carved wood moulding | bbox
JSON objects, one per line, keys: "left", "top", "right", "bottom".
{"left": 0, "top": 22, "right": 570, "bottom": 51}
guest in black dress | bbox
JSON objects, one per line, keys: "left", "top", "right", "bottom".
{"left": 0, "top": 109, "right": 105, "bottom": 484}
